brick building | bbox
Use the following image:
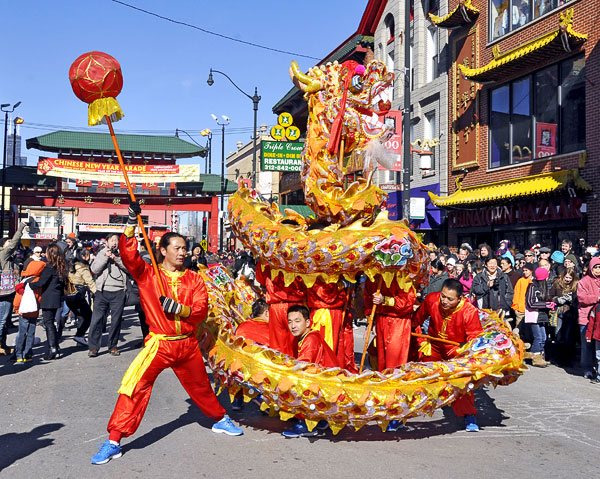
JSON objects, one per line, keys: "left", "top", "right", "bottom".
{"left": 428, "top": 0, "right": 599, "bottom": 252}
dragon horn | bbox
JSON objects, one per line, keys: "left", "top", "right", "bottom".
{"left": 290, "top": 61, "right": 322, "bottom": 93}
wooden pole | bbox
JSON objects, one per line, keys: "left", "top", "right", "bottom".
{"left": 104, "top": 115, "right": 167, "bottom": 297}
{"left": 359, "top": 276, "right": 383, "bottom": 373}
{"left": 411, "top": 332, "right": 460, "bottom": 347}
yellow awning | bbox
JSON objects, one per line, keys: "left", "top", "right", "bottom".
{"left": 429, "top": 0, "right": 479, "bottom": 29}
{"left": 459, "top": 9, "right": 587, "bottom": 83}
{"left": 429, "top": 169, "right": 591, "bottom": 207}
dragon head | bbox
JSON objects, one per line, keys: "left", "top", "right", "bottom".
{"left": 290, "top": 59, "right": 394, "bottom": 154}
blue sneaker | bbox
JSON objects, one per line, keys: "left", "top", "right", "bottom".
{"left": 386, "top": 420, "right": 406, "bottom": 432}
{"left": 212, "top": 415, "right": 243, "bottom": 436}
{"left": 91, "top": 440, "right": 122, "bottom": 465}
{"left": 464, "top": 415, "right": 479, "bottom": 432}
{"left": 282, "top": 420, "right": 317, "bottom": 438}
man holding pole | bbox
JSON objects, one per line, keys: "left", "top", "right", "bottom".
{"left": 91, "top": 201, "right": 242, "bottom": 465}
{"left": 412, "top": 278, "right": 483, "bottom": 432}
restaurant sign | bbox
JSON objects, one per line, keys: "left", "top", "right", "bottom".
{"left": 448, "top": 197, "right": 584, "bottom": 228}
{"left": 261, "top": 141, "right": 303, "bottom": 172}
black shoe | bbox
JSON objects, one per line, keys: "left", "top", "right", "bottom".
{"left": 44, "top": 348, "right": 60, "bottom": 360}
{"left": 88, "top": 350, "right": 98, "bottom": 358}
{"left": 591, "top": 376, "right": 600, "bottom": 384}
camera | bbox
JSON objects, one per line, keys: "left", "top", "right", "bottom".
{"left": 110, "top": 247, "right": 119, "bottom": 256}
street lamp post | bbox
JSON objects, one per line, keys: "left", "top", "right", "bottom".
{"left": 207, "top": 68, "right": 261, "bottom": 188}
{"left": 12, "top": 117, "right": 23, "bottom": 166}
{"left": 1, "top": 101, "right": 21, "bottom": 236}
{"left": 211, "top": 114, "right": 230, "bottom": 252}
{"left": 200, "top": 129, "right": 212, "bottom": 174}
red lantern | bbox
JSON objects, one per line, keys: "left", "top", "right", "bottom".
{"left": 69, "top": 51, "right": 124, "bottom": 126}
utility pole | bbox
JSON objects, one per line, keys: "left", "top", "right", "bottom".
{"left": 401, "top": 0, "right": 412, "bottom": 222}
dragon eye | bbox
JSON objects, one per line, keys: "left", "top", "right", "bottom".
{"left": 350, "top": 75, "right": 363, "bottom": 92}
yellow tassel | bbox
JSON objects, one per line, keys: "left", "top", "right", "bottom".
{"left": 88, "top": 97, "right": 124, "bottom": 126}
{"left": 419, "top": 340, "right": 432, "bottom": 357}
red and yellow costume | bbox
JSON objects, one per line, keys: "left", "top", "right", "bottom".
{"left": 296, "top": 330, "right": 339, "bottom": 368}
{"left": 412, "top": 291, "right": 483, "bottom": 417}
{"left": 106, "top": 234, "right": 225, "bottom": 441}
{"left": 235, "top": 318, "right": 269, "bottom": 346}
{"left": 307, "top": 279, "right": 347, "bottom": 367}
{"left": 255, "top": 262, "right": 305, "bottom": 356}
{"left": 364, "top": 278, "right": 417, "bottom": 370}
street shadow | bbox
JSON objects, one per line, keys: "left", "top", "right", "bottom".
{"left": 231, "top": 386, "right": 508, "bottom": 443}
{"left": 125, "top": 399, "right": 213, "bottom": 452}
{"left": 0, "top": 423, "right": 63, "bottom": 471}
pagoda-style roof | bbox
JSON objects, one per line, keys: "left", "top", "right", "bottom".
{"left": 429, "top": 169, "right": 590, "bottom": 207}
{"left": 429, "top": 0, "right": 479, "bottom": 29}
{"left": 26, "top": 131, "right": 206, "bottom": 159}
{"left": 459, "top": 9, "right": 587, "bottom": 83}
{"left": 272, "top": 34, "right": 374, "bottom": 113}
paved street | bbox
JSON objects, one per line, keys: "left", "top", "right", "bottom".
{"left": 1, "top": 308, "right": 598, "bottom": 478}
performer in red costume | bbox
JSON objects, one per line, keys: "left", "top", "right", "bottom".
{"left": 364, "top": 276, "right": 417, "bottom": 370}
{"left": 282, "top": 304, "right": 338, "bottom": 438}
{"left": 412, "top": 278, "right": 484, "bottom": 432}
{"left": 306, "top": 278, "right": 346, "bottom": 367}
{"left": 235, "top": 298, "right": 270, "bottom": 346}
{"left": 255, "top": 261, "right": 305, "bottom": 356}
{"left": 91, "top": 202, "right": 242, "bottom": 465}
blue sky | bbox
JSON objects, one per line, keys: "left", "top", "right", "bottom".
{"left": 2, "top": 0, "right": 366, "bottom": 171}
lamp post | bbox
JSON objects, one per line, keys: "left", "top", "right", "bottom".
{"left": 12, "top": 117, "right": 23, "bottom": 166}
{"left": 401, "top": 0, "right": 412, "bottom": 222}
{"left": 200, "top": 129, "right": 212, "bottom": 174}
{"left": 211, "top": 114, "right": 229, "bottom": 252}
{"left": 1, "top": 101, "right": 21, "bottom": 236}
{"left": 207, "top": 68, "right": 261, "bottom": 188}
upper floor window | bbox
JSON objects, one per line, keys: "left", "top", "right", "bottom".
{"left": 426, "top": 26, "right": 438, "bottom": 82}
{"left": 489, "top": 54, "right": 585, "bottom": 168}
{"left": 491, "top": 0, "right": 569, "bottom": 41}
{"left": 384, "top": 14, "right": 395, "bottom": 43}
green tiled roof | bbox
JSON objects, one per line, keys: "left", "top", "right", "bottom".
{"left": 272, "top": 34, "right": 374, "bottom": 112}
{"left": 278, "top": 204, "right": 314, "bottom": 218}
{"left": 26, "top": 131, "right": 206, "bottom": 158}
{"left": 4, "top": 166, "right": 57, "bottom": 187}
{"left": 178, "top": 174, "right": 237, "bottom": 194}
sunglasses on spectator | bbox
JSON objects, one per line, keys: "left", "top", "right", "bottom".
{"left": 525, "top": 254, "right": 534, "bottom": 257}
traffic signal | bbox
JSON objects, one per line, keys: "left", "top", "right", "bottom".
{"left": 201, "top": 216, "right": 207, "bottom": 238}
{"left": 60, "top": 225, "right": 64, "bottom": 236}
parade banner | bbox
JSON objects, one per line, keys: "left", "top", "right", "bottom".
{"left": 37, "top": 157, "right": 200, "bottom": 183}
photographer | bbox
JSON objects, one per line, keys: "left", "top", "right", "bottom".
{"left": 472, "top": 256, "right": 514, "bottom": 314}
{"left": 88, "top": 233, "right": 128, "bottom": 357}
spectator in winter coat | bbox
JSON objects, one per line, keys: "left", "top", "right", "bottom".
{"left": 525, "top": 267, "right": 554, "bottom": 367}
{"left": 500, "top": 257, "right": 521, "bottom": 289}
{"left": 0, "top": 221, "right": 28, "bottom": 354}
{"left": 472, "top": 257, "right": 514, "bottom": 313}
{"left": 549, "top": 268, "right": 579, "bottom": 366}
{"left": 576, "top": 256, "right": 600, "bottom": 379}
{"left": 13, "top": 260, "right": 45, "bottom": 363}
{"left": 512, "top": 264, "right": 534, "bottom": 333}
{"left": 419, "top": 259, "right": 449, "bottom": 300}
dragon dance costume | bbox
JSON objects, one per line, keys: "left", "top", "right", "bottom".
{"left": 235, "top": 317, "right": 270, "bottom": 346}
{"left": 307, "top": 279, "right": 347, "bottom": 367}
{"left": 364, "top": 279, "right": 417, "bottom": 371}
{"left": 413, "top": 291, "right": 484, "bottom": 417}
{"left": 106, "top": 232, "right": 226, "bottom": 442}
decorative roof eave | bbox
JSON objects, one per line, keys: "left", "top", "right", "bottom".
{"left": 429, "top": 169, "right": 591, "bottom": 208}
{"left": 429, "top": 0, "right": 479, "bottom": 29}
{"left": 459, "top": 9, "right": 587, "bottom": 83}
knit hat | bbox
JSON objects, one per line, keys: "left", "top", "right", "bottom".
{"left": 514, "top": 253, "right": 525, "bottom": 260}
{"left": 67, "top": 232, "right": 76, "bottom": 239}
{"left": 446, "top": 257, "right": 457, "bottom": 266}
{"left": 550, "top": 251, "right": 564, "bottom": 263}
{"left": 534, "top": 267, "right": 549, "bottom": 281}
{"left": 33, "top": 246, "right": 43, "bottom": 253}
{"left": 522, "top": 264, "right": 535, "bottom": 272}
{"left": 564, "top": 253, "right": 578, "bottom": 265}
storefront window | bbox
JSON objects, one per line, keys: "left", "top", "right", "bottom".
{"left": 534, "top": 65, "right": 559, "bottom": 158}
{"left": 561, "top": 56, "right": 586, "bottom": 153}
{"left": 511, "top": 77, "right": 532, "bottom": 163}
{"left": 491, "top": 0, "right": 568, "bottom": 40}
{"left": 490, "top": 85, "right": 510, "bottom": 168}
{"left": 489, "top": 55, "right": 585, "bottom": 168}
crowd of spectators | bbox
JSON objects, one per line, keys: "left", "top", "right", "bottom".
{"left": 1, "top": 224, "right": 599, "bottom": 384}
